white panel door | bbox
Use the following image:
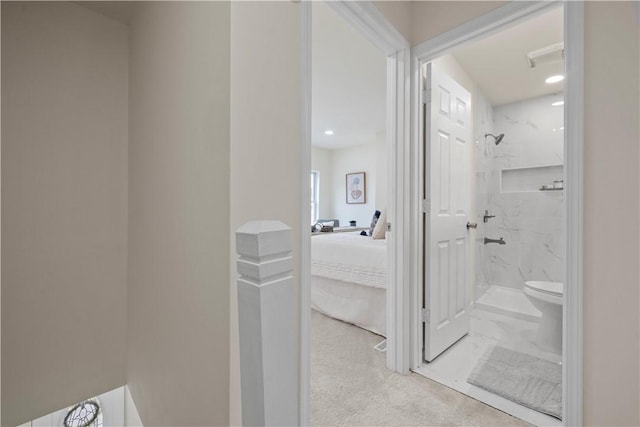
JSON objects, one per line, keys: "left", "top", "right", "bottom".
{"left": 424, "top": 63, "right": 472, "bottom": 362}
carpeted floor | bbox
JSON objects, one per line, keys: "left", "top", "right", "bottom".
{"left": 311, "top": 310, "right": 532, "bottom": 426}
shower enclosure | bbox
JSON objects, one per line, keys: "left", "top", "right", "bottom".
{"left": 473, "top": 91, "right": 565, "bottom": 320}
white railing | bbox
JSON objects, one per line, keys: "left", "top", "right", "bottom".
{"left": 236, "top": 221, "right": 297, "bottom": 427}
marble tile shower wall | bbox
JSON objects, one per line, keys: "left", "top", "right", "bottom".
{"left": 475, "top": 93, "right": 564, "bottom": 293}
{"left": 473, "top": 90, "right": 493, "bottom": 295}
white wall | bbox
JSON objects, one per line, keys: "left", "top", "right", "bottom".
{"left": 31, "top": 387, "right": 125, "bottom": 427}
{"left": 126, "top": 3, "right": 230, "bottom": 425}
{"left": 1, "top": 3, "right": 129, "bottom": 425}
{"left": 124, "top": 386, "right": 143, "bottom": 427}
{"left": 375, "top": 131, "right": 388, "bottom": 213}
{"left": 331, "top": 142, "right": 379, "bottom": 227}
{"left": 311, "top": 140, "right": 387, "bottom": 228}
{"left": 312, "top": 147, "right": 334, "bottom": 220}
{"left": 433, "top": 54, "right": 474, "bottom": 94}
{"left": 229, "top": 3, "right": 301, "bottom": 425}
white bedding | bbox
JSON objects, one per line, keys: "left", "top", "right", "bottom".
{"left": 311, "top": 232, "right": 387, "bottom": 336}
{"left": 311, "top": 232, "right": 387, "bottom": 288}
{"left": 311, "top": 276, "right": 386, "bottom": 336}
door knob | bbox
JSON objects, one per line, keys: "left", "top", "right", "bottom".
{"left": 466, "top": 222, "right": 478, "bottom": 229}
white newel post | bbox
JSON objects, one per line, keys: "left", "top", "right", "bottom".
{"left": 236, "top": 221, "right": 297, "bottom": 427}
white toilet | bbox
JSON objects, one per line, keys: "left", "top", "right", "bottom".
{"left": 523, "top": 281, "right": 563, "bottom": 354}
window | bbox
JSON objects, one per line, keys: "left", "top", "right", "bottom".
{"left": 64, "top": 399, "right": 102, "bottom": 427}
{"left": 311, "top": 171, "right": 319, "bottom": 224}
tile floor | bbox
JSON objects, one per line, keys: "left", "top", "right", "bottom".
{"left": 414, "top": 308, "right": 562, "bottom": 427}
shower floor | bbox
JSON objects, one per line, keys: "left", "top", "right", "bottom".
{"left": 475, "top": 285, "right": 541, "bottom": 322}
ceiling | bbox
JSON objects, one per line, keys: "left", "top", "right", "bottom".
{"left": 77, "top": 2, "right": 562, "bottom": 149}
{"left": 312, "top": 2, "right": 386, "bottom": 150}
{"left": 452, "top": 6, "right": 564, "bottom": 106}
{"left": 75, "top": 1, "right": 135, "bottom": 24}
{"left": 77, "top": 1, "right": 387, "bottom": 151}
{"left": 311, "top": 4, "right": 563, "bottom": 150}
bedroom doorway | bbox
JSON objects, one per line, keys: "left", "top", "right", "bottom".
{"left": 305, "top": 1, "right": 410, "bottom": 424}
{"left": 310, "top": 0, "right": 389, "bottom": 342}
{"left": 412, "top": 2, "right": 584, "bottom": 426}
{"left": 309, "top": 0, "right": 391, "bottom": 419}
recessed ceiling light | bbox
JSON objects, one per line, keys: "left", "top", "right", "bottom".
{"left": 545, "top": 75, "right": 564, "bottom": 84}
{"left": 552, "top": 101, "right": 564, "bottom": 107}
{"left": 324, "top": 130, "right": 334, "bottom": 135}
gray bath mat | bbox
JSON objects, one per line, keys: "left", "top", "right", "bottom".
{"left": 467, "top": 345, "right": 562, "bottom": 419}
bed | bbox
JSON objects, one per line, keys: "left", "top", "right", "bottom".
{"left": 311, "top": 232, "right": 387, "bottom": 336}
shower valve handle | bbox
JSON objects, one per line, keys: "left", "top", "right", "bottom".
{"left": 466, "top": 222, "right": 478, "bottom": 229}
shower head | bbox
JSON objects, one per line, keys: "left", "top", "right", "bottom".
{"left": 485, "top": 133, "right": 505, "bottom": 145}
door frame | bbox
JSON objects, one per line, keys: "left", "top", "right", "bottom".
{"left": 299, "top": 1, "right": 411, "bottom": 424}
{"left": 411, "top": 2, "right": 584, "bottom": 426}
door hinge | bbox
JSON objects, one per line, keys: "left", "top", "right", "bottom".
{"left": 423, "top": 88, "right": 432, "bottom": 104}
{"left": 421, "top": 308, "right": 430, "bottom": 323}
{"left": 386, "top": 222, "right": 392, "bottom": 232}
{"left": 422, "top": 199, "right": 431, "bottom": 214}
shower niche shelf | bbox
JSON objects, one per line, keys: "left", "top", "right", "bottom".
{"left": 500, "top": 165, "right": 563, "bottom": 193}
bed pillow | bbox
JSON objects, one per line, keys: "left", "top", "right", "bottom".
{"left": 369, "top": 210, "right": 381, "bottom": 236}
{"left": 372, "top": 210, "right": 386, "bottom": 240}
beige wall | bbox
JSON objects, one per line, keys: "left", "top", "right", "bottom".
{"left": 229, "top": 2, "right": 302, "bottom": 425}
{"left": 372, "top": 1, "right": 412, "bottom": 43}
{"left": 126, "top": 2, "right": 230, "bottom": 425}
{"left": 1, "top": 2, "right": 4, "bottom": 424}
{"left": 372, "top": 1, "right": 506, "bottom": 46}
{"left": 583, "top": 2, "right": 639, "bottom": 425}
{"left": 4, "top": 2, "right": 636, "bottom": 426}
{"left": 410, "top": 1, "right": 506, "bottom": 46}
{"left": 375, "top": 1, "right": 640, "bottom": 424}
{"left": 1, "top": 2, "right": 129, "bottom": 425}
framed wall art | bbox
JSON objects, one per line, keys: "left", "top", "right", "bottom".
{"left": 346, "top": 172, "right": 366, "bottom": 204}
